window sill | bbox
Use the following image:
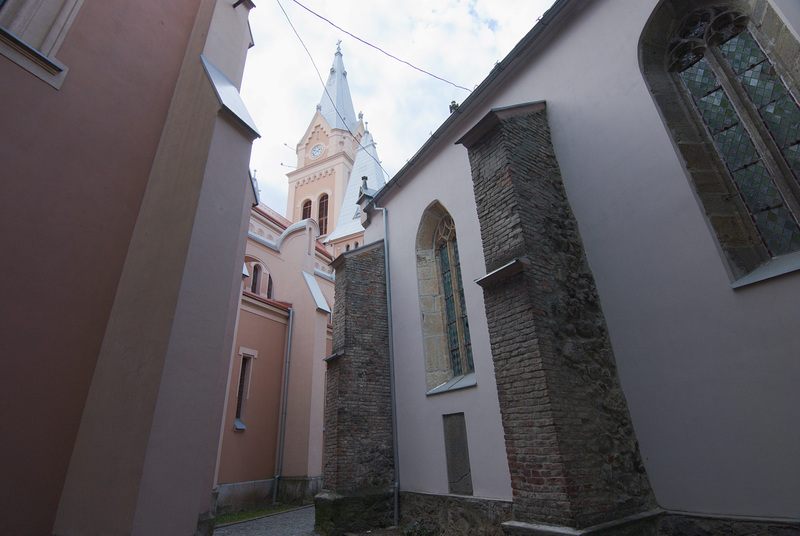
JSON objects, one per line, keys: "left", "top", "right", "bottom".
{"left": 426, "top": 372, "right": 477, "bottom": 396}
{"left": 234, "top": 418, "right": 247, "bottom": 432}
{"left": 731, "top": 249, "right": 800, "bottom": 289}
{"left": 0, "top": 27, "right": 67, "bottom": 89}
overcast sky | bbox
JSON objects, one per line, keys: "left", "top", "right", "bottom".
{"left": 240, "top": 0, "right": 557, "bottom": 216}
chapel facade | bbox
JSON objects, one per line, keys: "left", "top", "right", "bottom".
{"left": 317, "top": 1, "right": 800, "bottom": 535}
{"left": 214, "top": 46, "right": 387, "bottom": 513}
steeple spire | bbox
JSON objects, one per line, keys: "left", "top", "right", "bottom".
{"left": 317, "top": 44, "right": 358, "bottom": 132}
{"left": 325, "top": 128, "right": 387, "bottom": 243}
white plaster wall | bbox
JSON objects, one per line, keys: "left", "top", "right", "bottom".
{"left": 378, "top": 145, "right": 513, "bottom": 500}
{"left": 376, "top": 0, "right": 800, "bottom": 519}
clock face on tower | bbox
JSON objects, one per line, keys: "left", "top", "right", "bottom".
{"left": 310, "top": 144, "right": 324, "bottom": 158}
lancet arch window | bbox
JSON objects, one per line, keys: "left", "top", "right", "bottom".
{"left": 416, "top": 203, "right": 476, "bottom": 394}
{"left": 434, "top": 216, "right": 474, "bottom": 377}
{"left": 641, "top": 1, "right": 800, "bottom": 281}
{"left": 302, "top": 199, "right": 312, "bottom": 220}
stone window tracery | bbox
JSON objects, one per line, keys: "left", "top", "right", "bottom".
{"left": 416, "top": 203, "right": 476, "bottom": 393}
{"left": 670, "top": 9, "right": 800, "bottom": 257}
{"left": 641, "top": 1, "right": 800, "bottom": 280}
{"left": 434, "top": 216, "right": 474, "bottom": 377}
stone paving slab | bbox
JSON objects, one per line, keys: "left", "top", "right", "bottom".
{"left": 214, "top": 506, "right": 405, "bottom": 536}
{"left": 214, "top": 506, "right": 320, "bottom": 536}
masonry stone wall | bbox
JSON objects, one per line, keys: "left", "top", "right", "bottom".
{"left": 461, "top": 103, "right": 655, "bottom": 531}
{"left": 400, "top": 491, "right": 513, "bottom": 536}
{"left": 316, "top": 242, "right": 394, "bottom": 536}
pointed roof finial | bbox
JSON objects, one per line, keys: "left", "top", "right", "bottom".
{"left": 336, "top": 39, "right": 342, "bottom": 52}
{"left": 317, "top": 44, "right": 357, "bottom": 131}
{"left": 358, "top": 111, "right": 363, "bottom": 121}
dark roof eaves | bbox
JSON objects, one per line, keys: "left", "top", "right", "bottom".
{"left": 368, "top": 0, "right": 577, "bottom": 210}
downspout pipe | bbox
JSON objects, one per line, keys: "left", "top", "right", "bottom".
{"left": 273, "top": 306, "right": 294, "bottom": 504}
{"left": 374, "top": 204, "right": 399, "bottom": 527}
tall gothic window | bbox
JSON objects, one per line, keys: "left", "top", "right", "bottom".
{"left": 416, "top": 202, "right": 476, "bottom": 393}
{"left": 641, "top": 2, "right": 800, "bottom": 281}
{"left": 672, "top": 9, "right": 800, "bottom": 256}
{"left": 318, "top": 194, "right": 329, "bottom": 235}
{"left": 435, "top": 216, "right": 474, "bottom": 377}
{"left": 302, "top": 200, "right": 312, "bottom": 220}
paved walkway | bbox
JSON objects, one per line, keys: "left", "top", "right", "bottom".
{"left": 215, "top": 506, "right": 320, "bottom": 536}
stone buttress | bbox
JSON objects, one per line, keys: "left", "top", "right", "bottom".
{"left": 458, "top": 102, "right": 659, "bottom": 535}
{"left": 315, "top": 241, "right": 394, "bottom": 536}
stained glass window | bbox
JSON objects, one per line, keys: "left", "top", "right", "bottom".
{"left": 435, "top": 216, "right": 474, "bottom": 377}
{"left": 672, "top": 10, "right": 800, "bottom": 257}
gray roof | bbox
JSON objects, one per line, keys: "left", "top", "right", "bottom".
{"left": 318, "top": 45, "right": 358, "bottom": 132}
{"left": 326, "top": 130, "right": 387, "bottom": 242}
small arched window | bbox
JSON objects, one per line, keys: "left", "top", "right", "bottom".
{"left": 345, "top": 244, "right": 351, "bottom": 251}
{"left": 302, "top": 200, "right": 312, "bottom": 220}
{"left": 266, "top": 275, "right": 274, "bottom": 299}
{"left": 354, "top": 241, "right": 359, "bottom": 248}
{"left": 318, "top": 194, "right": 329, "bottom": 235}
{"left": 250, "top": 265, "right": 261, "bottom": 294}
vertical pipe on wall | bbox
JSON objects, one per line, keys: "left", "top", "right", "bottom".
{"left": 273, "top": 306, "right": 294, "bottom": 504}
{"left": 374, "top": 204, "right": 399, "bottom": 526}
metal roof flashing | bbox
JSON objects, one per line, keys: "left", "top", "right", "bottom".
{"left": 201, "top": 55, "right": 260, "bottom": 139}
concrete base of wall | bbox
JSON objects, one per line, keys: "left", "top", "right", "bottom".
{"left": 277, "top": 476, "right": 323, "bottom": 505}
{"left": 215, "top": 479, "right": 275, "bottom": 516}
{"left": 657, "top": 513, "right": 800, "bottom": 536}
{"left": 502, "top": 510, "right": 661, "bottom": 536}
{"left": 314, "top": 487, "right": 394, "bottom": 536}
{"left": 399, "top": 491, "right": 513, "bottom": 536}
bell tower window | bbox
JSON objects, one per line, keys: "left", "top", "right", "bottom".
{"left": 318, "top": 194, "right": 329, "bottom": 235}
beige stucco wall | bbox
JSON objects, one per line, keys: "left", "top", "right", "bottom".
{"left": 218, "top": 304, "right": 289, "bottom": 483}
{"left": 217, "top": 211, "right": 334, "bottom": 491}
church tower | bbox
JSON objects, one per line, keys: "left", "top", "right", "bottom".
{"left": 286, "top": 45, "right": 386, "bottom": 253}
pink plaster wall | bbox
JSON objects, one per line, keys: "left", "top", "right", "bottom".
{"left": 0, "top": 2, "right": 201, "bottom": 534}
{"left": 218, "top": 308, "right": 288, "bottom": 483}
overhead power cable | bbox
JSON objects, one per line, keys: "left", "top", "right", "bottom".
{"left": 276, "top": 0, "right": 390, "bottom": 179}
{"left": 291, "top": 0, "right": 472, "bottom": 92}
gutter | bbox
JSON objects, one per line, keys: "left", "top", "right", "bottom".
{"left": 273, "top": 306, "right": 294, "bottom": 504}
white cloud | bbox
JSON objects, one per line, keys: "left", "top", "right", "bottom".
{"left": 240, "top": 0, "right": 556, "bottom": 215}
